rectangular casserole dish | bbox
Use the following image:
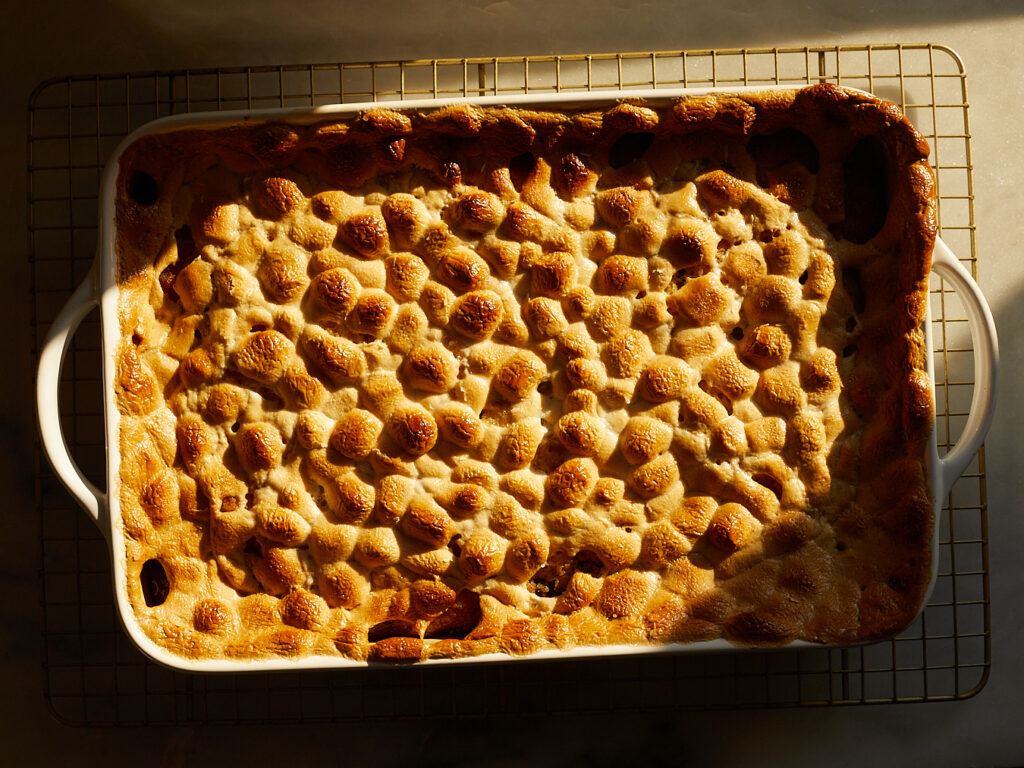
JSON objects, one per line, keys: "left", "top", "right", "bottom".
{"left": 37, "top": 85, "right": 998, "bottom": 671}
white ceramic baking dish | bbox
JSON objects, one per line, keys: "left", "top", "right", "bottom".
{"left": 36, "top": 87, "right": 999, "bottom": 672}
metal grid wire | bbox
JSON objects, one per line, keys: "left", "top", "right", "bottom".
{"left": 29, "top": 44, "right": 988, "bottom": 725}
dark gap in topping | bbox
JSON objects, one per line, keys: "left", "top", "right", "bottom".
{"left": 843, "top": 344, "right": 857, "bottom": 358}
{"left": 636, "top": 290, "right": 647, "bottom": 299}
{"left": 529, "top": 573, "right": 561, "bottom": 598}
{"left": 159, "top": 226, "right": 199, "bottom": 303}
{"left": 194, "top": 329, "right": 202, "bottom": 341}
{"left": 842, "top": 268, "right": 867, "bottom": 314}
{"left": 140, "top": 559, "right": 170, "bottom": 607}
{"left": 457, "top": 363, "right": 467, "bottom": 380}
{"left": 194, "top": 487, "right": 210, "bottom": 516}
{"left": 250, "top": 323, "right": 270, "bottom": 333}
{"left": 538, "top": 379, "right": 553, "bottom": 396}
{"left": 672, "top": 268, "right": 689, "bottom": 288}
{"left": 447, "top": 534, "right": 463, "bottom": 558}
{"left": 368, "top": 619, "right": 418, "bottom": 643}
{"left": 243, "top": 537, "right": 262, "bottom": 557}
{"left": 527, "top": 549, "right": 607, "bottom": 599}
{"left": 174, "top": 226, "right": 198, "bottom": 268}
{"left": 608, "top": 132, "right": 656, "bottom": 168}
{"left": 245, "top": 491, "right": 255, "bottom": 508}
{"left": 845, "top": 316, "right": 857, "bottom": 332}
{"left": 836, "top": 541, "right": 848, "bottom": 552}
{"left": 127, "top": 170, "right": 159, "bottom": 205}
{"left": 730, "top": 326, "right": 744, "bottom": 341}
{"left": 752, "top": 472, "right": 783, "bottom": 500}
{"left": 572, "top": 549, "right": 605, "bottom": 577}
{"left": 132, "top": 330, "right": 143, "bottom": 345}
{"left": 841, "top": 136, "right": 890, "bottom": 244}
{"left": 509, "top": 152, "right": 535, "bottom": 191}
{"left": 231, "top": 422, "right": 240, "bottom": 432}
{"left": 749, "top": 128, "right": 820, "bottom": 186}
{"left": 528, "top": 554, "right": 573, "bottom": 598}
{"left": 424, "top": 590, "right": 483, "bottom": 640}
{"left": 798, "top": 270, "right": 809, "bottom": 285}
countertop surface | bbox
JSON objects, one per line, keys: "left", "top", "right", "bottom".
{"left": 4, "top": 2, "right": 1024, "bottom": 765}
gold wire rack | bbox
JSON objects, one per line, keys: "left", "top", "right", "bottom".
{"left": 28, "top": 43, "right": 987, "bottom": 725}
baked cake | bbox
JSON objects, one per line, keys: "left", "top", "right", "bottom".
{"left": 111, "top": 84, "right": 937, "bottom": 663}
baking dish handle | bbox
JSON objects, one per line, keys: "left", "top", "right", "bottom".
{"left": 930, "top": 237, "right": 999, "bottom": 494}
{"left": 36, "top": 261, "right": 107, "bottom": 527}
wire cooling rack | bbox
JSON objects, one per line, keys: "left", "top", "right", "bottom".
{"left": 29, "top": 44, "right": 988, "bottom": 725}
